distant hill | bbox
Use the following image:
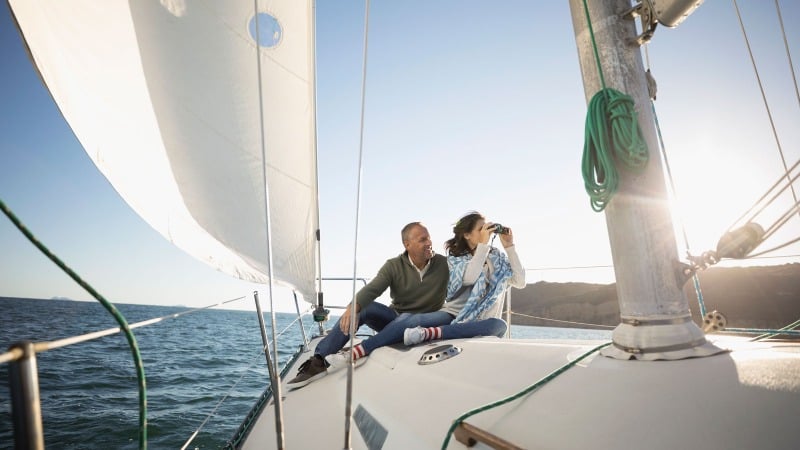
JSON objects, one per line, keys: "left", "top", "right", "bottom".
{"left": 510, "top": 264, "right": 800, "bottom": 330}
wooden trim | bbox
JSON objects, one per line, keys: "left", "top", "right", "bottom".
{"left": 454, "top": 421, "right": 524, "bottom": 449}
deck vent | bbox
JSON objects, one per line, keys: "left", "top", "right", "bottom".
{"left": 418, "top": 344, "right": 462, "bottom": 365}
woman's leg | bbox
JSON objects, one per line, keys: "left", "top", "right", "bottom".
{"left": 405, "top": 318, "right": 507, "bottom": 345}
{"left": 359, "top": 310, "right": 453, "bottom": 354}
{"left": 440, "top": 318, "right": 507, "bottom": 339}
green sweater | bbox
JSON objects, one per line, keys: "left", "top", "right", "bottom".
{"left": 355, "top": 253, "right": 448, "bottom": 313}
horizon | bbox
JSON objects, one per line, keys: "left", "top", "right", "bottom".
{"left": 4, "top": 261, "right": 798, "bottom": 314}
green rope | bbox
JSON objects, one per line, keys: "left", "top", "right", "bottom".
{"left": 0, "top": 198, "right": 148, "bottom": 449}
{"left": 579, "top": 0, "right": 649, "bottom": 212}
{"left": 441, "top": 342, "right": 611, "bottom": 449}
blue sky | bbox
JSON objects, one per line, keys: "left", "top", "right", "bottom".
{"left": 1, "top": 1, "right": 798, "bottom": 312}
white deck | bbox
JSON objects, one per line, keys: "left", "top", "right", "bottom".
{"left": 241, "top": 334, "right": 800, "bottom": 449}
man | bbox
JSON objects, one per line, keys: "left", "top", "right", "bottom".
{"left": 286, "top": 222, "right": 448, "bottom": 388}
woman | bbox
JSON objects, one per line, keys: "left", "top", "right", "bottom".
{"left": 403, "top": 211, "right": 525, "bottom": 345}
{"left": 325, "top": 212, "right": 524, "bottom": 370}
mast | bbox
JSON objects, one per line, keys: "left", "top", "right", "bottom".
{"left": 568, "top": 0, "right": 722, "bottom": 360}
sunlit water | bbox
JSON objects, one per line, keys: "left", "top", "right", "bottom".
{"left": 0, "top": 297, "right": 611, "bottom": 449}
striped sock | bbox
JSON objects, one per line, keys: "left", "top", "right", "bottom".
{"left": 423, "top": 327, "right": 442, "bottom": 341}
{"left": 352, "top": 344, "right": 367, "bottom": 360}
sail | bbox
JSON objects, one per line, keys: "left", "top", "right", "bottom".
{"left": 8, "top": 0, "right": 319, "bottom": 301}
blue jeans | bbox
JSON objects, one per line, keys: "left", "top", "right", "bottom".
{"left": 440, "top": 317, "right": 507, "bottom": 339}
{"left": 360, "top": 310, "right": 454, "bottom": 354}
{"left": 315, "top": 302, "right": 399, "bottom": 357}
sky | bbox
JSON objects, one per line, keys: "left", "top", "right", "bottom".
{"left": 1, "top": 1, "right": 799, "bottom": 313}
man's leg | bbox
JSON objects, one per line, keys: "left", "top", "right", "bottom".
{"left": 314, "top": 302, "right": 397, "bottom": 358}
{"left": 287, "top": 303, "right": 397, "bottom": 388}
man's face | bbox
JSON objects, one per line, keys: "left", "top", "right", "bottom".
{"left": 404, "top": 225, "right": 434, "bottom": 262}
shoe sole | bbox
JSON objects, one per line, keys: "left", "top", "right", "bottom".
{"left": 285, "top": 370, "right": 326, "bottom": 389}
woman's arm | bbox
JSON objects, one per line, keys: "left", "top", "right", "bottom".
{"left": 504, "top": 245, "right": 526, "bottom": 288}
{"left": 462, "top": 243, "right": 490, "bottom": 286}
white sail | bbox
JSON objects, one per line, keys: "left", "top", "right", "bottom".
{"left": 8, "top": 0, "right": 319, "bottom": 301}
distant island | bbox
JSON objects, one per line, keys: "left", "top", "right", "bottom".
{"left": 49, "top": 296, "right": 74, "bottom": 301}
{"left": 510, "top": 264, "right": 800, "bottom": 330}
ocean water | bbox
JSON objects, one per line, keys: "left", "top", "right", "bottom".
{"left": 0, "top": 297, "right": 611, "bottom": 449}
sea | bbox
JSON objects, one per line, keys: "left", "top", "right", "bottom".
{"left": 0, "top": 297, "right": 612, "bottom": 449}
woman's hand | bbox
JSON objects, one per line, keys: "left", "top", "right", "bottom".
{"left": 478, "top": 222, "right": 493, "bottom": 244}
{"left": 499, "top": 226, "right": 514, "bottom": 248}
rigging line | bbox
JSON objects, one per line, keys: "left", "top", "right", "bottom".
{"left": 641, "top": 60, "right": 711, "bottom": 317}
{"left": 728, "top": 158, "right": 800, "bottom": 231}
{"left": 738, "top": 253, "right": 800, "bottom": 260}
{"left": 509, "top": 311, "right": 615, "bottom": 329}
{"left": 747, "top": 234, "right": 800, "bottom": 259}
{"left": 180, "top": 305, "right": 314, "bottom": 450}
{"left": 181, "top": 349, "right": 267, "bottom": 450}
{"left": 344, "top": 1, "right": 372, "bottom": 447}
{"left": 650, "top": 93, "right": 693, "bottom": 251}
{"left": 251, "top": 1, "right": 284, "bottom": 447}
{"left": 775, "top": 0, "right": 800, "bottom": 110}
{"left": 732, "top": 0, "right": 800, "bottom": 220}
{"left": 0, "top": 197, "right": 148, "bottom": 450}
{"left": 33, "top": 295, "right": 247, "bottom": 354}
{"left": 761, "top": 193, "right": 800, "bottom": 239}
{"left": 526, "top": 264, "right": 612, "bottom": 271}
{"left": 311, "top": 0, "right": 324, "bottom": 315}
{"left": 580, "top": 0, "right": 607, "bottom": 91}
{"left": 256, "top": 305, "right": 315, "bottom": 356}
{"left": 752, "top": 317, "right": 800, "bottom": 341}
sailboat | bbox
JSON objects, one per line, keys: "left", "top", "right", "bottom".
{"left": 3, "top": 0, "right": 799, "bottom": 449}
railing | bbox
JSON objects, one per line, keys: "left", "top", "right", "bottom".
{"left": 0, "top": 293, "right": 314, "bottom": 450}
{"left": 1, "top": 276, "right": 375, "bottom": 449}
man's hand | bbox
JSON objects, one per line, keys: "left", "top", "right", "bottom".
{"left": 339, "top": 303, "right": 361, "bottom": 334}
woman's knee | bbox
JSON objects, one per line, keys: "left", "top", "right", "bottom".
{"left": 488, "top": 318, "right": 507, "bottom": 337}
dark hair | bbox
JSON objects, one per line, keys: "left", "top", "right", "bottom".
{"left": 444, "top": 212, "right": 484, "bottom": 256}
{"left": 401, "top": 222, "right": 424, "bottom": 244}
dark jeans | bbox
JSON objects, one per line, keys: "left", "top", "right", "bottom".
{"left": 440, "top": 317, "right": 507, "bottom": 339}
{"left": 314, "top": 302, "right": 398, "bottom": 357}
{"left": 360, "top": 310, "right": 454, "bottom": 354}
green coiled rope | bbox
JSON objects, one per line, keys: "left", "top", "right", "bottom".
{"left": 580, "top": 0, "right": 649, "bottom": 212}
{"left": 582, "top": 88, "right": 649, "bottom": 211}
{"left": 0, "top": 198, "right": 148, "bottom": 449}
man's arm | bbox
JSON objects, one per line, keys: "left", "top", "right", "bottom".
{"left": 339, "top": 260, "right": 394, "bottom": 333}
{"left": 354, "top": 262, "right": 394, "bottom": 309}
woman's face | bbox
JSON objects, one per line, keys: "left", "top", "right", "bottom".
{"left": 463, "top": 218, "right": 485, "bottom": 250}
